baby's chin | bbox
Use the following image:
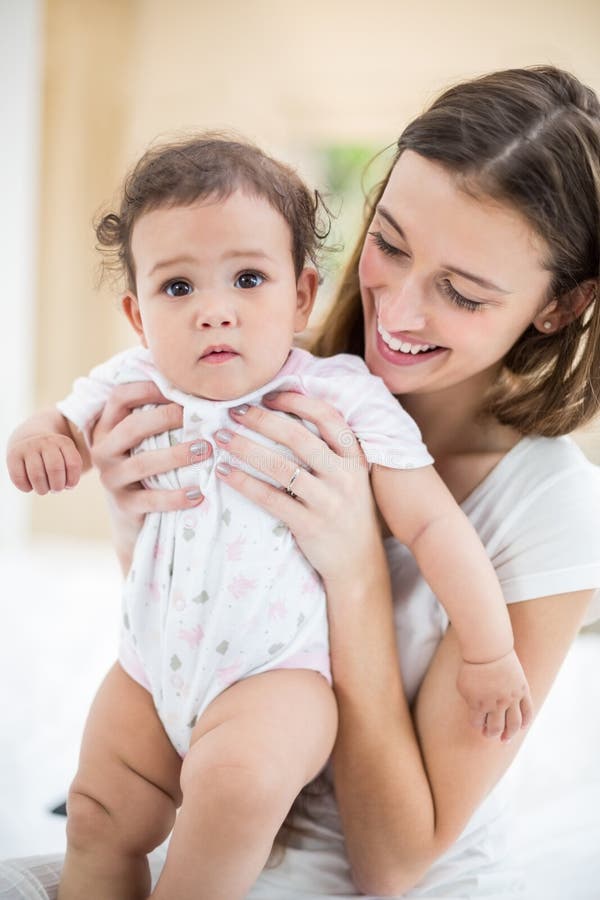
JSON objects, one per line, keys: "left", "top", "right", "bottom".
{"left": 169, "top": 373, "right": 276, "bottom": 403}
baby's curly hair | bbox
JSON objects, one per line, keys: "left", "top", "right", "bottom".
{"left": 96, "top": 133, "right": 331, "bottom": 289}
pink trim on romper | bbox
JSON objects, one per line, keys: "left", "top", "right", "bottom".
{"left": 270, "top": 647, "right": 332, "bottom": 685}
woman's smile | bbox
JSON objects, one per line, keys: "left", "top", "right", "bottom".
{"left": 360, "top": 151, "right": 552, "bottom": 398}
{"left": 375, "top": 324, "right": 447, "bottom": 366}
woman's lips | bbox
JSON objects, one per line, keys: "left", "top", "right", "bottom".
{"left": 375, "top": 330, "right": 447, "bottom": 366}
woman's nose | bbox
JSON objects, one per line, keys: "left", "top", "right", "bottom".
{"left": 377, "top": 280, "right": 427, "bottom": 332}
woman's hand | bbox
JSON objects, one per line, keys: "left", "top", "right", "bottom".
{"left": 213, "top": 391, "right": 380, "bottom": 589}
{"left": 89, "top": 382, "right": 212, "bottom": 572}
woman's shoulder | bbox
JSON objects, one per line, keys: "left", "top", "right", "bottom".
{"left": 474, "top": 435, "right": 600, "bottom": 505}
{"left": 467, "top": 435, "right": 600, "bottom": 610}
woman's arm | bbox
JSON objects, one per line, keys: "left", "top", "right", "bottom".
{"left": 87, "top": 381, "right": 212, "bottom": 574}
{"left": 329, "top": 586, "right": 592, "bottom": 895}
{"left": 211, "top": 393, "right": 594, "bottom": 895}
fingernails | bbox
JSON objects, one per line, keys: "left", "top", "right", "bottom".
{"left": 216, "top": 462, "right": 232, "bottom": 476}
{"left": 190, "top": 440, "right": 210, "bottom": 457}
{"left": 215, "top": 429, "right": 233, "bottom": 443}
{"left": 263, "top": 392, "right": 279, "bottom": 402}
{"left": 230, "top": 404, "right": 249, "bottom": 416}
{"left": 186, "top": 489, "right": 203, "bottom": 501}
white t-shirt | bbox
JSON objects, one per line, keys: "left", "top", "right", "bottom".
{"left": 245, "top": 435, "right": 600, "bottom": 899}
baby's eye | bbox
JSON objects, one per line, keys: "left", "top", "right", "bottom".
{"left": 165, "top": 280, "right": 193, "bottom": 297}
{"left": 235, "top": 272, "right": 264, "bottom": 289}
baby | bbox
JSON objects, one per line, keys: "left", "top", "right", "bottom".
{"left": 7, "top": 135, "right": 532, "bottom": 900}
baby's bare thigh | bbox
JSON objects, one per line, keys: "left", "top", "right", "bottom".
{"left": 190, "top": 669, "right": 338, "bottom": 787}
{"left": 69, "top": 663, "right": 183, "bottom": 845}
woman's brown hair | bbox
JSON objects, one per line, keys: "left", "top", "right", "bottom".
{"left": 314, "top": 66, "right": 600, "bottom": 437}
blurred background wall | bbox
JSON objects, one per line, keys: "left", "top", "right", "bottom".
{"left": 3, "top": 0, "right": 600, "bottom": 542}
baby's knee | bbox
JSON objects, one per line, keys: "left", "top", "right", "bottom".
{"left": 65, "top": 787, "right": 114, "bottom": 853}
{"left": 66, "top": 778, "right": 174, "bottom": 856}
{"left": 181, "top": 746, "right": 291, "bottom": 823}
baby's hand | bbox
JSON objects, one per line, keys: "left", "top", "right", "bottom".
{"left": 456, "top": 649, "right": 534, "bottom": 742}
{"left": 7, "top": 433, "right": 83, "bottom": 494}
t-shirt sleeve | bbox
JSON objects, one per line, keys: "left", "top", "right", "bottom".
{"left": 301, "top": 354, "right": 433, "bottom": 470}
{"left": 489, "top": 459, "right": 600, "bottom": 623}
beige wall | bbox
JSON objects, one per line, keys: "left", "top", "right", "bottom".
{"left": 32, "top": 0, "right": 600, "bottom": 537}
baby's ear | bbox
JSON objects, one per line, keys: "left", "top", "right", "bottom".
{"left": 294, "top": 267, "right": 319, "bottom": 333}
{"left": 121, "top": 293, "right": 147, "bottom": 346}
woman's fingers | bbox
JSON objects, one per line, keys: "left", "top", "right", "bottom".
{"left": 92, "top": 402, "right": 184, "bottom": 461}
{"left": 214, "top": 427, "right": 318, "bottom": 504}
{"left": 99, "top": 439, "right": 213, "bottom": 492}
{"left": 262, "top": 391, "right": 363, "bottom": 460}
{"left": 94, "top": 381, "right": 175, "bottom": 434}
{"left": 229, "top": 403, "right": 336, "bottom": 477}
{"left": 215, "top": 461, "right": 312, "bottom": 532}
{"left": 118, "top": 485, "right": 205, "bottom": 515}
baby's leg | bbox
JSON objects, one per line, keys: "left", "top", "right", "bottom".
{"left": 59, "top": 663, "right": 182, "bottom": 900}
{"left": 152, "top": 668, "right": 337, "bottom": 900}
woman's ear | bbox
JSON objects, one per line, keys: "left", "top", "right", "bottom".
{"left": 121, "top": 293, "right": 148, "bottom": 346}
{"left": 294, "top": 267, "right": 319, "bottom": 333}
{"left": 534, "top": 279, "right": 597, "bottom": 334}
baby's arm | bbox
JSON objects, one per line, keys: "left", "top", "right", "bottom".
{"left": 371, "top": 464, "right": 533, "bottom": 738}
{"left": 7, "top": 407, "right": 90, "bottom": 494}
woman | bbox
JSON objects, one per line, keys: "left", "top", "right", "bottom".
{"left": 4, "top": 65, "right": 600, "bottom": 898}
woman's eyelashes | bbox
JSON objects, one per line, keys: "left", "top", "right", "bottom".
{"left": 440, "top": 279, "right": 484, "bottom": 312}
{"left": 369, "top": 230, "right": 406, "bottom": 258}
{"left": 369, "top": 230, "right": 484, "bottom": 313}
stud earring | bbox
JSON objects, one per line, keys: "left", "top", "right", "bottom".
{"left": 542, "top": 320, "right": 553, "bottom": 331}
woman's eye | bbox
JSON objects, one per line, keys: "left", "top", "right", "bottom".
{"left": 440, "top": 278, "right": 484, "bottom": 312}
{"left": 368, "top": 231, "right": 406, "bottom": 258}
{"left": 165, "top": 280, "right": 193, "bottom": 298}
{"left": 235, "top": 271, "right": 264, "bottom": 289}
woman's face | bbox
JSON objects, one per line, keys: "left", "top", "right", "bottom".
{"left": 359, "top": 151, "right": 555, "bottom": 399}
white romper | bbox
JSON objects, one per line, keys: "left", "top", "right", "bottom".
{"left": 58, "top": 346, "right": 433, "bottom": 756}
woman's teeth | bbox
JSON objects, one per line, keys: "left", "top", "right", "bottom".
{"left": 377, "top": 322, "right": 438, "bottom": 354}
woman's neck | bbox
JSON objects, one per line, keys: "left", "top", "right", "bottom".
{"left": 399, "top": 371, "right": 520, "bottom": 461}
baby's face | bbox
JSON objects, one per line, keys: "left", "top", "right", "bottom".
{"left": 122, "top": 190, "right": 316, "bottom": 400}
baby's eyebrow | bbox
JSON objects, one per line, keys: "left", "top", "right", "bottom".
{"left": 221, "top": 249, "right": 278, "bottom": 264}
{"left": 147, "top": 249, "right": 277, "bottom": 277}
{"left": 147, "top": 255, "right": 198, "bottom": 277}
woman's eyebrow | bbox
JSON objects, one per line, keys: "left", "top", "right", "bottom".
{"left": 376, "top": 204, "right": 511, "bottom": 294}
